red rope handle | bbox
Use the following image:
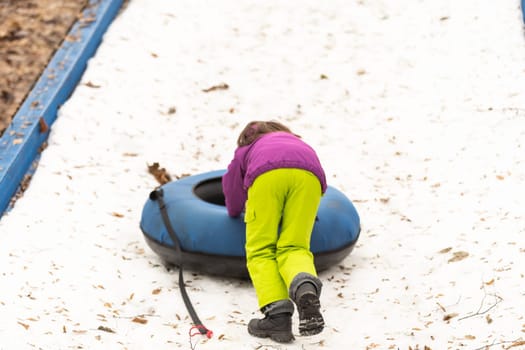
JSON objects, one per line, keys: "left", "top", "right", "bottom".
{"left": 189, "top": 325, "right": 213, "bottom": 339}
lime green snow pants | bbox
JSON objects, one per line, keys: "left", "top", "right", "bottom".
{"left": 244, "top": 168, "right": 322, "bottom": 308}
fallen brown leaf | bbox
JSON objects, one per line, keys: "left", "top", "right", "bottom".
{"left": 443, "top": 313, "right": 458, "bottom": 321}
{"left": 507, "top": 340, "right": 525, "bottom": 349}
{"left": 85, "top": 81, "right": 101, "bottom": 88}
{"left": 448, "top": 251, "right": 469, "bottom": 263}
{"left": 97, "top": 325, "right": 115, "bottom": 333}
{"left": 147, "top": 162, "right": 172, "bottom": 185}
{"left": 17, "top": 321, "right": 29, "bottom": 330}
{"left": 39, "top": 117, "right": 48, "bottom": 133}
{"left": 202, "top": 83, "right": 229, "bottom": 93}
{"left": 132, "top": 317, "right": 148, "bottom": 324}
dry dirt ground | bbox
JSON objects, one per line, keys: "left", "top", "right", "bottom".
{"left": 0, "top": 0, "right": 88, "bottom": 136}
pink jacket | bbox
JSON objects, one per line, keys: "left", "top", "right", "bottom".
{"left": 222, "top": 132, "right": 327, "bottom": 217}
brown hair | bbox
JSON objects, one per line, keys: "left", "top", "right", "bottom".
{"left": 236, "top": 120, "right": 300, "bottom": 147}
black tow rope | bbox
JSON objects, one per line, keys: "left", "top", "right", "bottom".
{"left": 149, "top": 188, "right": 213, "bottom": 339}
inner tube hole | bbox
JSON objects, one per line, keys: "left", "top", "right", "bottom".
{"left": 193, "top": 177, "right": 226, "bottom": 206}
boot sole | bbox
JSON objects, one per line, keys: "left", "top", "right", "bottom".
{"left": 297, "top": 292, "right": 324, "bottom": 336}
{"left": 248, "top": 328, "right": 295, "bottom": 343}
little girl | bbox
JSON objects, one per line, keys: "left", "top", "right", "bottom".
{"left": 222, "top": 120, "right": 326, "bottom": 343}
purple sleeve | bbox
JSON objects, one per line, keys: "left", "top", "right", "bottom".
{"left": 222, "top": 155, "right": 247, "bottom": 217}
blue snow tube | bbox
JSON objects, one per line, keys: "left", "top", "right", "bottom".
{"left": 140, "top": 170, "right": 360, "bottom": 278}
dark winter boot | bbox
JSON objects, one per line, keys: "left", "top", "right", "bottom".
{"left": 289, "top": 273, "right": 324, "bottom": 336}
{"left": 247, "top": 299, "right": 295, "bottom": 343}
